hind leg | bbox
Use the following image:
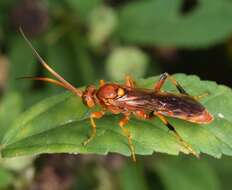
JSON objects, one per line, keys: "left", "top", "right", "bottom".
{"left": 155, "top": 112, "right": 199, "bottom": 158}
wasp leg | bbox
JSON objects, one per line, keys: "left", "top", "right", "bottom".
{"left": 118, "top": 114, "right": 136, "bottom": 162}
{"left": 155, "top": 113, "right": 199, "bottom": 158}
{"left": 134, "top": 110, "right": 153, "bottom": 120}
{"left": 125, "top": 75, "right": 135, "bottom": 88}
{"left": 154, "top": 72, "right": 188, "bottom": 95}
{"left": 99, "top": 79, "right": 105, "bottom": 87}
{"left": 193, "top": 92, "right": 209, "bottom": 101}
{"left": 83, "top": 111, "right": 105, "bottom": 146}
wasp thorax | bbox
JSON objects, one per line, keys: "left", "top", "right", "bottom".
{"left": 82, "top": 85, "right": 96, "bottom": 108}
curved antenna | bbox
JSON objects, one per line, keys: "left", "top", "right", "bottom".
{"left": 17, "top": 76, "right": 70, "bottom": 89}
{"left": 19, "top": 27, "right": 83, "bottom": 97}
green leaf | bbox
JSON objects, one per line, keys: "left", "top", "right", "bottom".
{"left": 153, "top": 156, "right": 220, "bottom": 190}
{"left": 1, "top": 74, "right": 232, "bottom": 159}
{"left": 117, "top": 0, "right": 232, "bottom": 48}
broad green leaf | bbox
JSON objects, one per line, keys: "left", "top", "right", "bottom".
{"left": 117, "top": 0, "right": 232, "bottom": 48}
{"left": 152, "top": 156, "right": 220, "bottom": 190}
{"left": 1, "top": 74, "right": 232, "bottom": 159}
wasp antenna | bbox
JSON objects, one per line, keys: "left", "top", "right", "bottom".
{"left": 17, "top": 76, "right": 72, "bottom": 89}
{"left": 19, "top": 27, "right": 83, "bottom": 97}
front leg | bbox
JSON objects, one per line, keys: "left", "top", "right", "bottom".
{"left": 154, "top": 112, "right": 199, "bottom": 158}
{"left": 83, "top": 111, "right": 105, "bottom": 146}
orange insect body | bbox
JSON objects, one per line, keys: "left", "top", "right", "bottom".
{"left": 94, "top": 84, "right": 213, "bottom": 124}
{"left": 20, "top": 28, "right": 214, "bottom": 161}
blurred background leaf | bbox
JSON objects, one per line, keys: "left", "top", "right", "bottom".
{"left": 153, "top": 156, "right": 220, "bottom": 190}
{"left": 65, "top": 0, "right": 103, "bottom": 22}
{"left": 117, "top": 0, "right": 232, "bottom": 48}
{"left": 119, "top": 162, "right": 148, "bottom": 190}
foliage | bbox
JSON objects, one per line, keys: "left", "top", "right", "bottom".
{"left": 1, "top": 74, "right": 232, "bottom": 159}
{"left": 152, "top": 156, "right": 220, "bottom": 190}
{"left": 117, "top": 0, "right": 232, "bottom": 48}
{"left": 1, "top": 0, "right": 232, "bottom": 189}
